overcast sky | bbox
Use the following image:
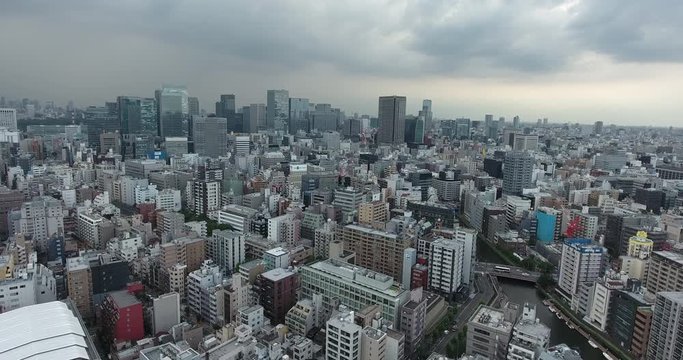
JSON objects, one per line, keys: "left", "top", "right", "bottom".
{"left": 1, "top": 0, "right": 682, "bottom": 126}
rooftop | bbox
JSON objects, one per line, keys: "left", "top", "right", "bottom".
{"left": 108, "top": 290, "right": 141, "bottom": 308}
{"left": 653, "top": 251, "right": 683, "bottom": 264}
{"left": 308, "top": 259, "right": 405, "bottom": 297}
{"left": 469, "top": 305, "right": 513, "bottom": 332}
{"left": 539, "top": 343, "right": 583, "bottom": 360}
{"left": 0, "top": 301, "right": 99, "bottom": 360}
{"left": 261, "top": 268, "right": 296, "bottom": 282}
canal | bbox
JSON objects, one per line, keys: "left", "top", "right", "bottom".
{"left": 478, "top": 241, "right": 603, "bottom": 359}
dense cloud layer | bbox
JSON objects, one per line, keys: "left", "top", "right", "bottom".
{"left": 1, "top": 0, "right": 682, "bottom": 125}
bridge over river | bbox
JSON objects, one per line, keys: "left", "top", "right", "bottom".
{"left": 476, "top": 262, "right": 541, "bottom": 283}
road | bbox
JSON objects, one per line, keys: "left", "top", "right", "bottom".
{"left": 434, "top": 271, "right": 496, "bottom": 353}
{"left": 476, "top": 262, "right": 540, "bottom": 282}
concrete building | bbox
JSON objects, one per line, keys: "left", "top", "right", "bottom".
{"left": 644, "top": 251, "right": 683, "bottom": 300}
{"left": 0, "top": 260, "right": 56, "bottom": 313}
{"left": 101, "top": 289, "right": 144, "bottom": 344}
{"left": 0, "top": 108, "right": 17, "bottom": 130}
{"left": 333, "top": 187, "right": 364, "bottom": 216}
{"left": 429, "top": 238, "right": 465, "bottom": 295}
{"left": 337, "top": 224, "right": 413, "bottom": 282}
{"left": 400, "top": 288, "right": 428, "bottom": 355}
{"left": 466, "top": 304, "right": 517, "bottom": 360}
{"left": 191, "top": 180, "right": 221, "bottom": 216}
{"left": 300, "top": 259, "right": 410, "bottom": 324}
{"left": 156, "top": 210, "right": 186, "bottom": 240}
{"left": 159, "top": 237, "right": 206, "bottom": 273}
{"left": 557, "top": 239, "right": 606, "bottom": 301}
{"left": 216, "top": 204, "right": 257, "bottom": 233}
{"left": 266, "top": 89, "right": 289, "bottom": 131}
{"left": 286, "top": 296, "right": 323, "bottom": 337}
{"left": 208, "top": 230, "right": 245, "bottom": 273}
{"left": 503, "top": 152, "right": 534, "bottom": 195}
{"left": 254, "top": 268, "right": 298, "bottom": 325}
{"left": 402, "top": 248, "right": 417, "bottom": 290}
{"left": 66, "top": 257, "right": 93, "bottom": 318}
{"left": 362, "top": 326, "right": 387, "bottom": 360}
{"left": 326, "top": 307, "right": 362, "bottom": 360}
{"left": 647, "top": 292, "right": 683, "bottom": 360}
{"left": 314, "top": 220, "right": 337, "bottom": 259}
{"left": 125, "top": 159, "right": 165, "bottom": 179}
{"left": 186, "top": 260, "right": 223, "bottom": 324}
{"left": 77, "top": 211, "right": 113, "bottom": 250}
{"left": 263, "top": 247, "right": 289, "bottom": 271}
{"left": 152, "top": 292, "right": 181, "bottom": 334}
{"left": 156, "top": 189, "right": 182, "bottom": 212}
{"left": 606, "top": 290, "right": 652, "bottom": 359}
{"left": 193, "top": 116, "right": 227, "bottom": 158}
{"left": 377, "top": 96, "right": 407, "bottom": 145}
{"left": 432, "top": 170, "right": 460, "bottom": 201}
{"left": 238, "top": 304, "right": 265, "bottom": 331}
{"left": 358, "top": 200, "right": 389, "bottom": 229}
{"left": 13, "top": 197, "right": 64, "bottom": 251}
{"left": 507, "top": 304, "right": 550, "bottom": 360}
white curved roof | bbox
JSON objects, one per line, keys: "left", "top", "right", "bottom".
{"left": 0, "top": 301, "right": 91, "bottom": 359}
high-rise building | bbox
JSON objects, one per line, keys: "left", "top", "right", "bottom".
{"left": 358, "top": 200, "right": 389, "bottom": 229}
{"left": 215, "top": 94, "right": 236, "bottom": 117}
{"left": 606, "top": 290, "right": 652, "bottom": 358}
{"left": 246, "top": 103, "right": 266, "bottom": 132}
{"left": 513, "top": 115, "right": 520, "bottom": 128}
{"left": 419, "top": 99, "right": 432, "bottom": 131}
{"left": 503, "top": 151, "right": 534, "bottom": 195}
{"left": 402, "top": 248, "right": 417, "bottom": 290}
{"left": 192, "top": 116, "right": 227, "bottom": 158}
{"left": 0, "top": 108, "right": 18, "bottom": 130}
{"left": 191, "top": 179, "right": 221, "bottom": 216}
{"left": 428, "top": 238, "right": 465, "bottom": 295}
{"left": 644, "top": 251, "right": 683, "bottom": 300}
{"left": 66, "top": 256, "right": 93, "bottom": 318}
{"left": 186, "top": 260, "right": 223, "bottom": 324}
{"left": 593, "top": 121, "right": 604, "bottom": 135}
{"left": 378, "top": 96, "right": 407, "bottom": 145}
{"left": 117, "top": 96, "right": 157, "bottom": 136}
{"left": 647, "top": 292, "right": 683, "bottom": 360}
{"left": 158, "top": 86, "right": 189, "bottom": 138}
{"left": 13, "top": 197, "right": 64, "bottom": 251}
{"left": 267, "top": 89, "right": 289, "bottom": 132}
{"left": 208, "top": 230, "right": 245, "bottom": 273}
{"left": 289, "top": 98, "right": 310, "bottom": 134}
{"left": 337, "top": 224, "right": 413, "bottom": 281}
{"left": 536, "top": 207, "right": 562, "bottom": 243}
{"left": 254, "top": 268, "right": 298, "bottom": 325}
{"left": 188, "top": 96, "right": 199, "bottom": 116}
{"left": 557, "top": 239, "right": 606, "bottom": 301}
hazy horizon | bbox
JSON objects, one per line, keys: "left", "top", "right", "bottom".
{"left": 1, "top": 0, "right": 682, "bottom": 126}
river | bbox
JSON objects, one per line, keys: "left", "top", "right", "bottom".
{"left": 478, "top": 241, "right": 603, "bottom": 359}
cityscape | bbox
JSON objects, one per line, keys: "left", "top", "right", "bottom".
{"left": 2, "top": 2, "right": 683, "bottom": 360}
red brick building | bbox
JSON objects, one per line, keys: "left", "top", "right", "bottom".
{"left": 255, "top": 268, "right": 298, "bottom": 325}
{"left": 411, "top": 263, "right": 429, "bottom": 290}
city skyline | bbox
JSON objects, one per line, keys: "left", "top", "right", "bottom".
{"left": 1, "top": 1, "right": 682, "bottom": 126}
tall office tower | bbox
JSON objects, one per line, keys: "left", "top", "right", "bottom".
{"left": 300, "top": 259, "right": 410, "bottom": 324}
{"left": 249, "top": 103, "right": 267, "bottom": 132}
{"left": 118, "top": 96, "right": 157, "bottom": 136}
{"left": 289, "top": 98, "right": 310, "bottom": 134}
{"left": 192, "top": 116, "right": 227, "bottom": 158}
{"left": 402, "top": 248, "right": 417, "bottom": 290}
{"left": 513, "top": 115, "right": 520, "bottom": 128}
{"left": 484, "top": 114, "right": 494, "bottom": 129}
{"left": 13, "top": 197, "right": 64, "bottom": 251}
{"left": 188, "top": 96, "right": 199, "bottom": 116}
{"left": 254, "top": 268, "right": 298, "bottom": 325}
{"left": 158, "top": 86, "right": 189, "bottom": 138}
{"left": 215, "top": 94, "right": 236, "bottom": 117}
{"left": 419, "top": 99, "right": 433, "bottom": 131}
{"left": 208, "top": 230, "right": 245, "bottom": 273}
{"left": 266, "top": 89, "right": 289, "bottom": 132}
{"left": 557, "top": 239, "right": 606, "bottom": 300}
{"left": 428, "top": 238, "right": 465, "bottom": 296}
{"left": 378, "top": 96, "right": 407, "bottom": 145}
{"left": 337, "top": 224, "right": 413, "bottom": 281}
{"left": 503, "top": 151, "right": 534, "bottom": 195}
{"left": 455, "top": 118, "right": 471, "bottom": 139}
{"left": 593, "top": 121, "right": 603, "bottom": 135}
{"left": 404, "top": 116, "right": 424, "bottom": 144}
{"left": 647, "top": 292, "right": 683, "bottom": 360}
{"left": 326, "top": 307, "right": 362, "bottom": 360}
{"left": 0, "top": 108, "right": 17, "bottom": 130}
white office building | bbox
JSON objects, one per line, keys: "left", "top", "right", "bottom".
{"left": 208, "top": 230, "right": 245, "bottom": 273}
{"left": 0, "top": 108, "right": 17, "bottom": 130}
{"left": 13, "top": 197, "right": 64, "bottom": 251}
{"left": 216, "top": 204, "right": 257, "bottom": 232}
{"left": 0, "top": 261, "right": 57, "bottom": 313}
{"left": 558, "top": 239, "right": 606, "bottom": 301}
{"left": 428, "top": 238, "right": 465, "bottom": 295}
{"left": 238, "top": 305, "right": 265, "bottom": 331}
{"left": 326, "top": 306, "right": 362, "bottom": 360}
{"left": 156, "top": 189, "right": 182, "bottom": 212}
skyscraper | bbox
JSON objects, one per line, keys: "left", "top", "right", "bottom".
{"left": 117, "top": 96, "right": 157, "bottom": 136}
{"left": 593, "top": 121, "right": 604, "bottom": 135}
{"left": 513, "top": 115, "right": 521, "bottom": 129}
{"left": 215, "top": 94, "right": 236, "bottom": 117}
{"left": 267, "top": 89, "right": 289, "bottom": 132}
{"left": 503, "top": 151, "right": 534, "bottom": 195}
{"left": 378, "top": 96, "right": 406, "bottom": 145}
{"left": 192, "top": 116, "right": 227, "bottom": 158}
{"left": 288, "top": 98, "right": 310, "bottom": 134}
{"left": 419, "top": 99, "right": 432, "bottom": 131}
{"left": 188, "top": 96, "right": 200, "bottom": 116}
{"left": 249, "top": 103, "right": 267, "bottom": 132}
{"left": 158, "top": 86, "right": 189, "bottom": 138}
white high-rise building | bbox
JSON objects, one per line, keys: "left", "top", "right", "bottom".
{"left": 455, "top": 227, "right": 477, "bottom": 287}
{"left": 647, "top": 292, "right": 683, "bottom": 360}
{"left": 0, "top": 108, "right": 17, "bottom": 130}
{"left": 558, "top": 239, "right": 606, "bottom": 301}
{"left": 186, "top": 260, "right": 223, "bottom": 324}
{"left": 326, "top": 306, "right": 362, "bottom": 360}
{"left": 208, "top": 230, "right": 245, "bottom": 273}
{"left": 428, "top": 238, "right": 465, "bottom": 295}
{"left": 77, "top": 211, "right": 105, "bottom": 249}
